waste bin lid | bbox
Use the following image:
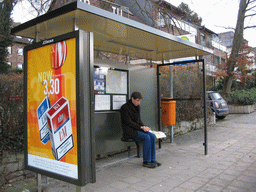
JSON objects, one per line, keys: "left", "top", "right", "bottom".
{"left": 161, "top": 97, "right": 175, "bottom": 101}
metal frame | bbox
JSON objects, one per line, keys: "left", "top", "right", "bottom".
{"left": 93, "top": 67, "right": 129, "bottom": 112}
{"left": 157, "top": 59, "right": 208, "bottom": 155}
{"left": 24, "top": 30, "right": 95, "bottom": 187}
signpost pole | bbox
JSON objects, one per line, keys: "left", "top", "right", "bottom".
{"left": 37, "top": 174, "right": 42, "bottom": 192}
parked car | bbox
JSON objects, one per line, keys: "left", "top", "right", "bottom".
{"left": 207, "top": 91, "right": 229, "bottom": 119}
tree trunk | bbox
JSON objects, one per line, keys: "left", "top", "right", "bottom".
{"left": 223, "top": 0, "right": 248, "bottom": 94}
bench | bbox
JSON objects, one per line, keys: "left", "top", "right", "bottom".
{"left": 121, "top": 137, "right": 143, "bottom": 158}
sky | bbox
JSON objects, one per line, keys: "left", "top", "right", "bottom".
{"left": 12, "top": 1, "right": 37, "bottom": 23}
{"left": 168, "top": 0, "right": 256, "bottom": 47}
{"left": 12, "top": 0, "right": 256, "bottom": 47}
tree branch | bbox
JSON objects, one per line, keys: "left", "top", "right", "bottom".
{"left": 214, "top": 25, "right": 235, "bottom": 31}
{"left": 244, "top": 25, "right": 256, "bottom": 29}
{"left": 245, "top": 13, "right": 256, "bottom": 17}
{"left": 246, "top": 0, "right": 256, "bottom": 11}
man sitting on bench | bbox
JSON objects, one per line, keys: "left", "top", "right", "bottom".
{"left": 120, "top": 91, "right": 161, "bottom": 168}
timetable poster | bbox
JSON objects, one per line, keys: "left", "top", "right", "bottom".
{"left": 26, "top": 38, "right": 78, "bottom": 179}
{"left": 94, "top": 68, "right": 105, "bottom": 94}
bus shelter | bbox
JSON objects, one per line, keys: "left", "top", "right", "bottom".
{"left": 11, "top": 1, "right": 212, "bottom": 189}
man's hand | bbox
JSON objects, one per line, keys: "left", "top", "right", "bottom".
{"left": 141, "top": 126, "right": 151, "bottom": 132}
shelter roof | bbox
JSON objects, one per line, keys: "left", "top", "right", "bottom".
{"left": 11, "top": 1, "right": 212, "bottom": 61}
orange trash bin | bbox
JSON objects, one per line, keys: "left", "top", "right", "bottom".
{"left": 161, "top": 98, "right": 176, "bottom": 126}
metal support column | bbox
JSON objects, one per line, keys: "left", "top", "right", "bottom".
{"left": 76, "top": 186, "right": 86, "bottom": 192}
{"left": 169, "top": 65, "right": 174, "bottom": 143}
{"left": 202, "top": 60, "right": 208, "bottom": 155}
{"left": 73, "top": 18, "right": 79, "bottom": 31}
{"left": 157, "top": 64, "right": 161, "bottom": 149}
{"left": 170, "top": 125, "right": 173, "bottom": 143}
{"left": 35, "top": 28, "right": 43, "bottom": 192}
{"left": 37, "top": 174, "right": 42, "bottom": 192}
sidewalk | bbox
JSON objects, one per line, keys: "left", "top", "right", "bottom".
{"left": 3, "top": 112, "right": 256, "bottom": 192}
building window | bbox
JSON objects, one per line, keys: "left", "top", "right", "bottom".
{"left": 200, "top": 33, "right": 206, "bottom": 46}
{"left": 18, "top": 63, "right": 23, "bottom": 69}
{"left": 7, "top": 46, "right": 12, "bottom": 54}
{"left": 214, "top": 56, "right": 220, "bottom": 66}
{"left": 18, "top": 48, "right": 23, "bottom": 56}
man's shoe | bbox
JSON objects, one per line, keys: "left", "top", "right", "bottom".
{"left": 151, "top": 161, "right": 161, "bottom": 167}
{"left": 143, "top": 162, "right": 156, "bottom": 168}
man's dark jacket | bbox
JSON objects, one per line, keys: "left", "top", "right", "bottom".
{"left": 120, "top": 99, "right": 144, "bottom": 139}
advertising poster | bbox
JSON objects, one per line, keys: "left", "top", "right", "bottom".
{"left": 26, "top": 37, "right": 78, "bottom": 179}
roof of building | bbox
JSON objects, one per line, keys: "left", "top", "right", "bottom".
{"left": 13, "top": 36, "right": 31, "bottom": 44}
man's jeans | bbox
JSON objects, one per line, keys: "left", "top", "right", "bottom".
{"left": 134, "top": 131, "right": 156, "bottom": 163}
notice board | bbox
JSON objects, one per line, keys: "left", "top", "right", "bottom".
{"left": 94, "top": 67, "right": 128, "bottom": 111}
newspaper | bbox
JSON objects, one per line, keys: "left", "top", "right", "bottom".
{"left": 149, "top": 131, "right": 166, "bottom": 139}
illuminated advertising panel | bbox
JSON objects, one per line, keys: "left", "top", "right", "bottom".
{"left": 27, "top": 36, "right": 77, "bottom": 177}
{"left": 24, "top": 31, "right": 95, "bottom": 186}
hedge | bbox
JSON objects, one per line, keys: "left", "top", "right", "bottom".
{"left": 229, "top": 88, "right": 256, "bottom": 105}
{"left": 0, "top": 73, "right": 24, "bottom": 154}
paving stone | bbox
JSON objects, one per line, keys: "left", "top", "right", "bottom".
{"left": 217, "top": 173, "right": 236, "bottom": 181}
{"left": 242, "top": 170, "right": 256, "bottom": 177}
{"left": 223, "top": 168, "right": 243, "bottom": 176}
{"left": 208, "top": 177, "right": 231, "bottom": 187}
{"left": 188, "top": 176, "right": 209, "bottom": 185}
{"left": 222, "top": 186, "right": 248, "bottom": 192}
{"left": 199, "top": 183, "right": 223, "bottom": 192}
{"left": 229, "top": 179, "right": 255, "bottom": 189}
{"left": 108, "top": 181, "right": 130, "bottom": 189}
{"left": 169, "top": 187, "right": 192, "bottom": 192}
{"left": 146, "top": 183, "right": 173, "bottom": 192}
{"left": 176, "top": 181, "right": 203, "bottom": 191}
{"left": 236, "top": 174, "right": 256, "bottom": 184}
{"left": 196, "top": 171, "right": 218, "bottom": 180}
{"left": 119, "top": 176, "right": 141, "bottom": 184}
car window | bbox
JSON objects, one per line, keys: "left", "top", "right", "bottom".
{"left": 210, "top": 92, "right": 222, "bottom": 100}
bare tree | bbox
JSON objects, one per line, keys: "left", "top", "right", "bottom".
{"left": 223, "top": 0, "right": 256, "bottom": 94}
{"left": 25, "top": 0, "right": 51, "bottom": 16}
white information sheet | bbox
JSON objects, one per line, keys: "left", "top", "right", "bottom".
{"left": 95, "top": 95, "right": 111, "bottom": 111}
{"left": 113, "top": 95, "right": 127, "bottom": 110}
{"left": 106, "top": 70, "right": 127, "bottom": 94}
{"left": 28, "top": 154, "right": 78, "bottom": 179}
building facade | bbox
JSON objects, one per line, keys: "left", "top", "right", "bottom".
{"left": 6, "top": 36, "right": 31, "bottom": 69}
{"left": 219, "top": 31, "right": 256, "bottom": 70}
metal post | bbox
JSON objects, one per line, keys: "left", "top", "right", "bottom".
{"left": 170, "top": 125, "right": 173, "bottom": 143}
{"left": 35, "top": 26, "right": 40, "bottom": 43}
{"left": 157, "top": 64, "right": 161, "bottom": 148}
{"left": 34, "top": 27, "right": 47, "bottom": 192}
{"left": 170, "top": 65, "right": 173, "bottom": 98}
{"left": 76, "top": 186, "right": 86, "bottom": 192}
{"left": 213, "top": 112, "right": 216, "bottom": 125}
{"left": 169, "top": 65, "right": 174, "bottom": 143}
{"left": 73, "top": 18, "right": 79, "bottom": 31}
{"left": 37, "top": 174, "right": 42, "bottom": 192}
{"left": 202, "top": 60, "right": 208, "bottom": 155}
